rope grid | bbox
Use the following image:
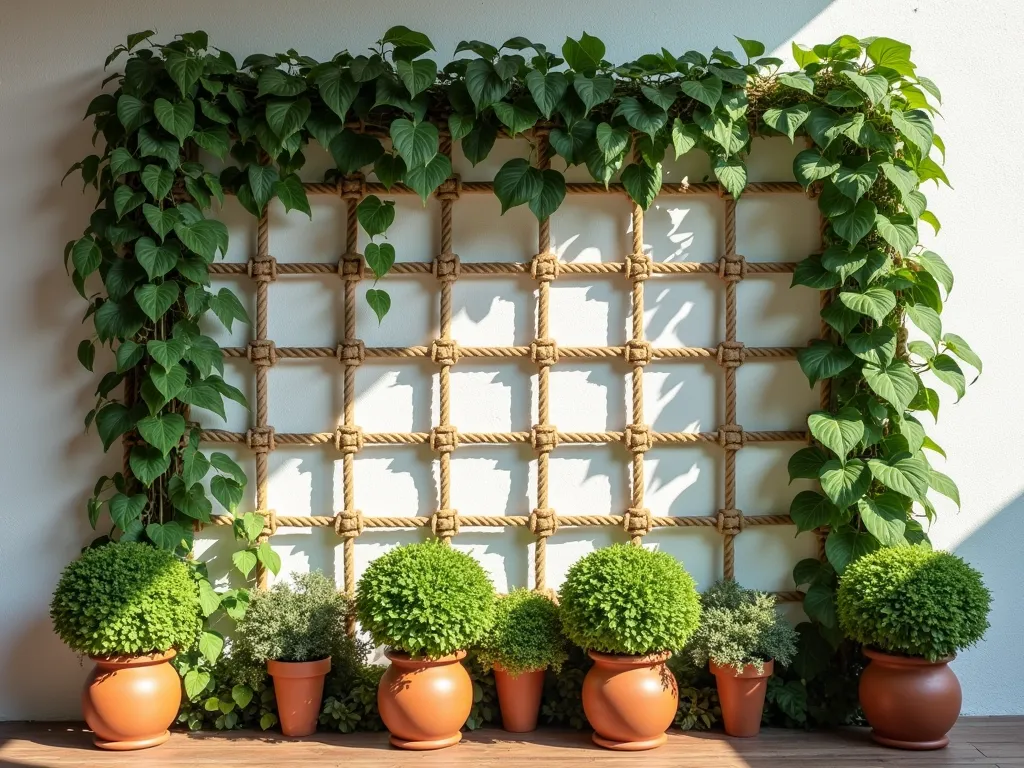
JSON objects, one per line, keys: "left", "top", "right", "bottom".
{"left": 201, "top": 130, "right": 826, "bottom": 605}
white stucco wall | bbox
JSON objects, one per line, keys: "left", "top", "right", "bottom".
{"left": 1, "top": 0, "right": 1020, "bottom": 721}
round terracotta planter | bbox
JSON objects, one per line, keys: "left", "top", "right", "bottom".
{"left": 268, "top": 657, "right": 331, "bottom": 737}
{"left": 493, "top": 665, "right": 545, "bottom": 733}
{"left": 82, "top": 650, "right": 181, "bottom": 750}
{"left": 860, "top": 648, "right": 961, "bottom": 750}
{"left": 378, "top": 650, "right": 472, "bottom": 750}
{"left": 710, "top": 659, "right": 773, "bottom": 738}
{"left": 582, "top": 651, "right": 678, "bottom": 751}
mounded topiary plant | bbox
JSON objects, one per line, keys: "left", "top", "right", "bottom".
{"left": 477, "top": 588, "right": 568, "bottom": 676}
{"left": 688, "top": 580, "right": 797, "bottom": 673}
{"left": 837, "top": 546, "right": 991, "bottom": 661}
{"left": 356, "top": 541, "right": 495, "bottom": 658}
{"left": 50, "top": 541, "right": 201, "bottom": 657}
{"left": 559, "top": 544, "right": 701, "bottom": 655}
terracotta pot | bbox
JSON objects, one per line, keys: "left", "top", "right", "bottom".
{"left": 378, "top": 650, "right": 472, "bottom": 750}
{"left": 582, "top": 651, "right": 678, "bottom": 751}
{"left": 859, "top": 648, "right": 961, "bottom": 750}
{"left": 268, "top": 657, "right": 331, "bottom": 737}
{"left": 82, "top": 650, "right": 181, "bottom": 750}
{"left": 710, "top": 659, "right": 773, "bottom": 737}
{"left": 493, "top": 665, "right": 545, "bottom": 733}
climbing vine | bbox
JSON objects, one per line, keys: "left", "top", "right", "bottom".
{"left": 68, "top": 28, "right": 973, "bottom": 725}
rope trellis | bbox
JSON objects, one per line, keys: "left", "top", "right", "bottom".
{"left": 202, "top": 131, "right": 823, "bottom": 605}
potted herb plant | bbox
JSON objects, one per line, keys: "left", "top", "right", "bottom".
{"left": 477, "top": 588, "right": 568, "bottom": 732}
{"left": 234, "top": 571, "right": 349, "bottom": 737}
{"left": 837, "top": 546, "right": 990, "bottom": 750}
{"left": 559, "top": 544, "right": 701, "bottom": 751}
{"left": 687, "top": 580, "right": 797, "bottom": 737}
{"left": 49, "top": 541, "right": 202, "bottom": 750}
{"left": 356, "top": 541, "right": 495, "bottom": 750}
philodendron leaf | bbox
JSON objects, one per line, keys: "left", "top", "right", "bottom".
{"left": 789, "top": 490, "right": 840, "bottom": 533}
{"left": 364, "top": 243, "right": 396, "bottom": 280}
{"left": 846, "top": 327, "right": 896, "bottom": 367}
{"left": 863, "top": 359, "right": 920, "bottom": 410}
{"left": 621, "top": 162, "right": 662, "bottom": 210}
{"left": 356, "top": 195, "right": 396, "bottom": 238}
{"left": 390, "top": 118, "right": 439, "bottom": 169}
{"left": 137, "top": 412, "right": 186, "bottom": 455}
{"left": 867, "top": 454, "right": 930, "bottom": 502}
{"left": 494, "top": 158, "right": 543, "bottom": 214}
{"left": 796, "top": 340, "right": 855, "bottom": 386}
{"left": 808, "top": 406, "right": 865, "bottom": 461}
{"left": 528, "top": 170, "right": 566, "bottom": 221}
{"left": 762, "top": 104, "right": 811, "bottom": 141}
{"left": 404, "top": 153, "right": 451, "bottom": 204}
{"left": 856, "top": 492, "right": 908, "bottom": 546}
{"left": 838, "top": 287, "right": 897, "bottom": 324}
{"left": 788, "top": 447, "right": 829, "bottom": 482}
{"left": 793, "top": 149, "right": 839, "bottom": 188}
{"left": 826, "top": 525, "right": 880, "bottom": 574}
{"left": 366, "top": 288, "right": 391, "bottom": 322}
{"left": 819, "top": 458, "right": 871, "bottom": 509}
{"left": 830, "top": 199, "right": 877, "bottom": 245}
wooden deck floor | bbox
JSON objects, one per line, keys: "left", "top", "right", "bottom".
{"left": 0, "top": 718, "right": 1021, "bottom": 767}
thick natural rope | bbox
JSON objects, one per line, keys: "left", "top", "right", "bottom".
{"left": 721, "top": 197, "right": 740, "bottom": 580}
{"left": 533, "top": 129, "right": 554, "bottom": 588}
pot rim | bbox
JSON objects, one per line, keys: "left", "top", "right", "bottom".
{"left": 88, "top": 649, "right": 177, "bottom": 667}
{"left": 385, "top": 649, "right": 467, "bottom": 667}
{"left": 587, "top": 650, "right": 672, "bottom": 665}
{"left": 709, "top": 659, "right": 774, "bottom": 678}
{"left": 492, "top": 663, "right": 546, "bottom": 677}
{"left": 267, "top": 656, "right": 332, "bottom": 678}
{"left": 864, "top": 647, "right": 956, "bottom": 666}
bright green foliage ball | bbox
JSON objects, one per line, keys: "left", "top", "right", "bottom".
{"left": 50, "top": 541, "right": 202, "bottom": 657}
{"left": 837, "top": 546, "right": 991, "bottom": 661}
{"left": 559, "top": 544, "right": 701, "bottom": 655}
{"left": 356, "top": 542, "right": 495, "bottom": 658}
{"left": 477, "top": 588, "right": 568, "bottom": 676}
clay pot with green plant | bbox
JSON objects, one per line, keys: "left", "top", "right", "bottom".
{"left": 837, "top": 546, "right": 991, "bottom": 751}
{"left": 477, "top": 588, "right": 568, "bottom": 732}
{"left": 49, "top": 541, "right": 202, "bottom": 750}
{"left": 688, "top": 580, "right": 797, "bottom": 737}
{"left": 356, "top": 542, "right": 495, "bottom": 750}
{"left": 234, "top": 571, "right": 352, "bottom": 737}
{"left": 559, "top": 544, "right": 701, "bottom": 751}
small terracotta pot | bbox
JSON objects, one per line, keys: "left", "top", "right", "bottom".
{"left": 268, "top": 657, "right": 331, "bottom": 737}
{"left": 582, "top": 651, "right": 678, "bottom": 751}
{"left": 711, "top": 659, "right": 773, "bottom": 737}
{"left": 378, "top": 650, "right": 472, "bottom": 750}
{"left": 859, "top": 648, "right": 961, "bottom": 750}
{"left": 493, "top": 665, "right": 545, "bottom": 733}
{"left": 82, "top": 650, "right": 181, "bottom": 750}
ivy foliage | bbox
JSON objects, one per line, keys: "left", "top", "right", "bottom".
{"left": 476, "top": 588, "right": 568, "bottom": 676}
{"left": 836, "top": 546, "right": 990, "bottom": 661}
{"left": 559, "top": 544, "right": 701, "bottom": 655}
{"left": 355, "top": 542, "right": 496, "bottom": 658}
{"left": 688, "top": 580, "right": 798, "bottom": 674}
{"left": 50, "top": 541, "right": 202, "bottom": 657}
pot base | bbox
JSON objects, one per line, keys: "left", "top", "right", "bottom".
{"left": 389, "top": 732, "right": 462, "bottom": 750}
{"left": 872, "top": 732, "right": 949, "bottom": 751}
{"left": 94, "top": 730, "right": 170, "bottom": 751}
{"left": 592, "top": 732, "right": 668, "bottom": 751}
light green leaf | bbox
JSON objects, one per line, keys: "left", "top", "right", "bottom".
{"left": 211, "top": 475, "right": 243, "bottom": 512}
{"left": 199, "top": 631, "right": 224, "bottom": 665}
{"left": 525, "top": 70, "right": 567, "bottom": 119}
{"left": 797, "top": 340, "right": 855, "bottom": 386}
{"left": 390, "top": 118, "right": 438, "bottom": 168}
{"left": 561, "top": 32, "right": 605, "bottom": 73}
{"left": 866, "top": 37, "right": 914, "bottom": 74}
{"left": 403, "top": 153, "right": 451, "bottom": 204}
{"left": 232, "top": 549, "right": 258, "bottom": 577}
{"left": 838, "top": 287, "right": 896, "bottom": 324}
{"left": 842, "top": 70, "right": 889, "bottom": 104}
{"left": 595, "top": 122, "right": 629, "bottom": 162}
{"left": 846, "top": 327, "right": 896, "bottom": 367}
{"left": 929, "top": 470, "right": 960, "bottom": 508}
{"left": 874, "top": 212, "right": 917, "bottom": 258}
{"left": 175, "top": 218, "right": 228, "bottom": 262}
{"left": 793, "top": 149, "right": 839, "bottom": 188}
{"left": 864, "top": 359, "right": 919, "bottom": 410}
{"left": 137, "top": 413, "right": 186, "bottom": 455}
{"left": 856, "top": 493, "right": 908, "bottom": 546}
{"left": 256, "top": 540, "right": 281, "bottom": 575}
{"left": 891, "top": 108, "right": 933, "bottom": 154}
{"left": 913, "top": 251, "right": 953, "bottom": 295}
{"left": 779, "top": 71, "right": 814, "bottom": 94}
{"left": 184, "top": 669, "right": 211, "bottom": 700}
{"left": 868, "top": 454, "right": 930, "bottom": 502}
{"left": 680, "top": 75, "right": 723, "bottom": 108}
{"left": 906, "top": 304, "right": 941, "bottom": 346}
{"left": 714, "top": 157, "right": 747, "bottom": 199}
{"left": 826, "top": 526, "right": 880, "bottom": 574}
{"left": 942, "top": 333, "right": 981, "bottom": 374}
{"left": 670, "top": 119, "right": 700, "bottom": 158}
{"left": 762, "top": 104, "right": 812, "bottom": 141}
{"left": 833, "top": 162, "right": 879, "bottom": 202}
{"left": 808, "top": 407, "right": 864, "bottom": 461}
{"left": 109, "top": 493, "right": 147, "bottom": 530}
{"left": 819, "top": 458, "right": 871, "bottom": 509}
{"left": 930, "top": 354, "right": 966, "bottom": 399}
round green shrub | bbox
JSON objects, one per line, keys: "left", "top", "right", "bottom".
{"left": 356, "top": 542, "right": 495, "bottom": 658}
{"left": 837, "top": 546, "right": 991, "bottom": 661}
{"left": 233, "top": 571, "right": 360, "bottom": 687}
{"left": 50, "top": 541, "right": 201, "bottom": 657}
{"left": 559, "top": 544, "right": 701, "bottom": 655}
{"left": 688, "top": 579, "right": 797, "bottom": 673}
{"left": 477, "top": 588, "right": 568, "bottom": 676}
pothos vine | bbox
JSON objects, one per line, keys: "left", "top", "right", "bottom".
{"left": 67, "top": 27, "right": 977, "bottom": 726}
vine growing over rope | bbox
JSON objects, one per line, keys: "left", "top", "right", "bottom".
{"left": 67, "top": 27, "right": 975, "bottom": 725}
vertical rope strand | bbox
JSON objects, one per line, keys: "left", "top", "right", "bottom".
{"left": 254, "top": 212, "right": 273, "bottom": 589}
{"left": 533, "top": 130, "right": 554, "bottom": 590}
{"left": 722, "top": 197, "right": 739, "bottom": 580}
{"left": 435, "top": 132, "right": 457, "bottom": 545}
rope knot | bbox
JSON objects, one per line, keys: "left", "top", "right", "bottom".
{"left": 718, "top": 253, "right": 746, "bottom": 282}
{"left": 625, "top": 339, "right": 653, "bottom": 366}
{"left": 247, "top": 339, "right": 277, "bottom": 368}
{"left": 431, "top": 508, "right": 459, "bottom": 537}
{"left": 625, "top": 251, "right": 652, "bottom": 281}
{"left": 529, "top": 507, "right": 558, "bottom": 537}
{"left": 338, "top": 252, "right": 364, "bottom": 282}
{"left": 531, "top": 424, "right": 559, "bottom": 453}
{"left": 716, "top": 341, "right": 745, "bottom": 368}
{"left": 717, "top": 424, "right": 745, "bottom": 450}
{"left": 430, "top": 425, "right": 459, "bottom": 454}
{"left": 336, "top": 340, "right": 365, "bottom": 367}
{"left": 334, "top": 508, "right": 363, "bottom": 539}
{"left": 247, "top": 256, "right": 278, "bottom": 283}
{"left": 245, "top": 426, "right": 276, "bottom": 453}
{"left": 338, "top": 174, "right": 365, "bottom": 200}
{"left": 430, "top": 338, "right": 461, "bottom": 366}
{"left": 623, "top": 507, "right": 652, "bottom": 536}
{"left": 434, "top": 177, "right": 462, "bottom": 201}
{"left": 624, "top": 424, "right": 653, "bottom": 453}
{"left": 717, "top": 508, "right": 745, "bottom": 535}
{"left": 530, "top": 338, "right": 559, "bottom": 367}
{"left": 530, "top": 251, "right": 560, "bottom": 282}
{"left": 259, "top": 510, "right": 278, "bottom": 537}
{"left": 335, "top": 425, "right": 364, "bottom": 454}
{"left": 433, "top": 250, "right": 461, "bottom": 283}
